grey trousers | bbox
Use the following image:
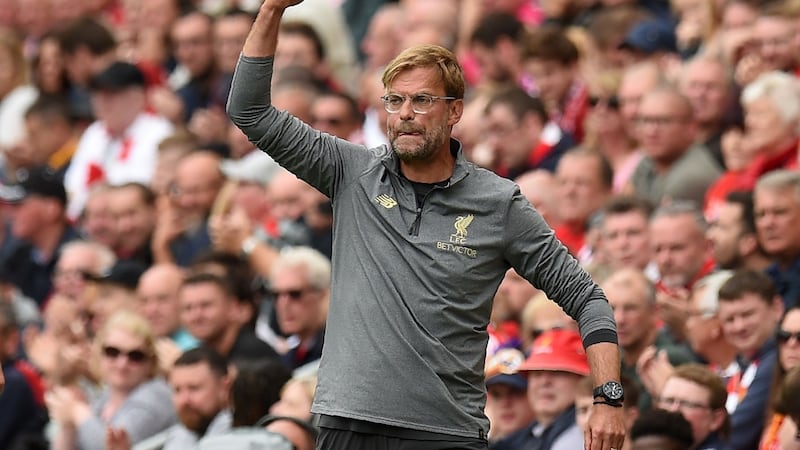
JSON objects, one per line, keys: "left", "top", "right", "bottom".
{"left": 316, "top": 427, "right": 489, "bottom": 450}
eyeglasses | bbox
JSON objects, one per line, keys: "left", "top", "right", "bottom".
{"left": 381, "top": 93, "right": 456, "bottom": 114}
{"left": 777, "top": 329, "right": 800, "bottom": 344}
{"left": 269, "top": 288, "right": 311, "bottom": 301}
{"left": 102, "top": 345, "right": 149, "bottom": 363}
{"left": 657, "top": 396, "right": 710, "bottom": 410}
{"left": 588, "top": 95, "right": 620, "bottom": 110}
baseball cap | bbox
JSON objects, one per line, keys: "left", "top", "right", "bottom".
{"left": 83, "top": 260, "right": 146, "bottom": 290}
{"left": 485, "top": 348, "right": 528, "bottom": 391}
{"left": 0, "top": 167, "right": 67, "bottom": 205}
{"left": 518, "top": 329, "right": 590, "bottom": 376}
{"left": 619, "top": 20, "right": 678, "bottom": 54}
{"left": 89, "top": 61, "right": 146, "bottom": 92}
{"left": 220, "top": 150, "right": 281, "bottom": 185}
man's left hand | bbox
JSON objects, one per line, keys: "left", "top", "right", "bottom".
{"left": 585, "top": 403, "right": 626, "bottom": 450}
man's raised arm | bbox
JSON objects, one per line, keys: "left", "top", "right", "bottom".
{"left": 242, "top": 1, "right": 303, "bottom": 58}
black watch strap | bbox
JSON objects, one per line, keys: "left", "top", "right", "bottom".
{"left": 593, "top": 399, "right": 623, "bottom": 407}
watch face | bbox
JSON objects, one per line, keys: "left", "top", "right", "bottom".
{"left": 603, "top": 381, "right": 624, "bottom": 400}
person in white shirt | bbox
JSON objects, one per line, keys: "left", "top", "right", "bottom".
{"left": 64, "top": 62, "right": 173, "bottom": 220}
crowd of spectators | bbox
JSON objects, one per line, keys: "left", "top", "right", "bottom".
{"left": 0, "top": 0, "right": 800, "bottom": 448}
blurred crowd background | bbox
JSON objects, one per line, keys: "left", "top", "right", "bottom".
{"left": 1, "top": 0, "right": 800, "bottom": 449}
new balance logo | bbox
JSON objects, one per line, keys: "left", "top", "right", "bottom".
{"left": 375, "top": 194, "right": 397, "bottom": 209}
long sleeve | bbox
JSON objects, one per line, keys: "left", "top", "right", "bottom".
{"left": 77, "top": 379, "right": 177, "bottom": 450}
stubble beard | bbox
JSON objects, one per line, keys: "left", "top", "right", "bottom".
{"left": 178, "top": 405, "right": 216, "bottom": 435}
{"left": 390, "top": 122, "right": 449, "bottom": 163}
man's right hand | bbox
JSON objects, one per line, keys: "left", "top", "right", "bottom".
{"left": 0, "top": 363, "right": 5, "bottom": 393}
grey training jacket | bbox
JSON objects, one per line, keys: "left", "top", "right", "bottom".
{"left": 227, "top": 55, "right": 616, "bottom": 439}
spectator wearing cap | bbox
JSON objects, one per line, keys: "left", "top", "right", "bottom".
{"left": 490, "top": 329, "right": 589, "bottom": 450}
{"left": 64, "top": 61, "right": 173, "bottom": 221}
{"left": 0, "top": 167, "right": 80, "bottom": 305}
{"left": 484, "top": 348, "right": 534, "bottom": 445}
{"left": 618, "top": 19, "right": 681, "bottom": 72}
{"left": 84, "top": 259, "right": 147, "bottom": 335}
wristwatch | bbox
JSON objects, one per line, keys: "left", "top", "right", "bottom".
{"left": 593, "top": 381, "right": 624, "bottom": 407}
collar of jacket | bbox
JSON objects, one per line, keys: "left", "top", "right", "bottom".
{"left": 379, "top": 137, "right": 471, "bottom": 186}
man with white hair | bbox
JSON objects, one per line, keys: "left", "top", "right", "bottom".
{"left": 269, "top": 246, "right": 330, "bottom": 370}
{"left": 723, "top": 71, "right": 800, "bottom": 176}
{"left": 755, "top": 170, "right": 800, "bottom": 309}
{"left": 708, "top": 71, "right": 800, "bottom": 220}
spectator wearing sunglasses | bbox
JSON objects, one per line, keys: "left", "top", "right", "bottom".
{"left": 269, "top": 247, "right": 329, "bottom": 370}
{"left": 45, "top": 310, "right": 177, "bottom": 450}
{"left": 582, "top": 70, "right": 641, "bottom": 194}
{"left": 761, "top": 306, "right": 800, "bottom": 450}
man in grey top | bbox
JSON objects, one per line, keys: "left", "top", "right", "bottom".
{"left": 227, "top": 1, "right": 625, "bottom": 449}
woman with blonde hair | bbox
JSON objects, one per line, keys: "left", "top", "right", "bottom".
{"left": 46, "top": 310, "right": 177, "bottom": 450}
{"left": 582, "top": 70, "right": 641, "bottom": 193}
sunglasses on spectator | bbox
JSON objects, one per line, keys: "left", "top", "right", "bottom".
{"left": 102, "top": 346, "right": 149, "bottom": 363}
{"left": 777, "top": 330, "right": 800, "bottom": 344}
{"left": 530, "top": 326, "right": 565, "bottom": 341}
{"left": 588, "top": 95, "right": 620, "bottom": 110}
